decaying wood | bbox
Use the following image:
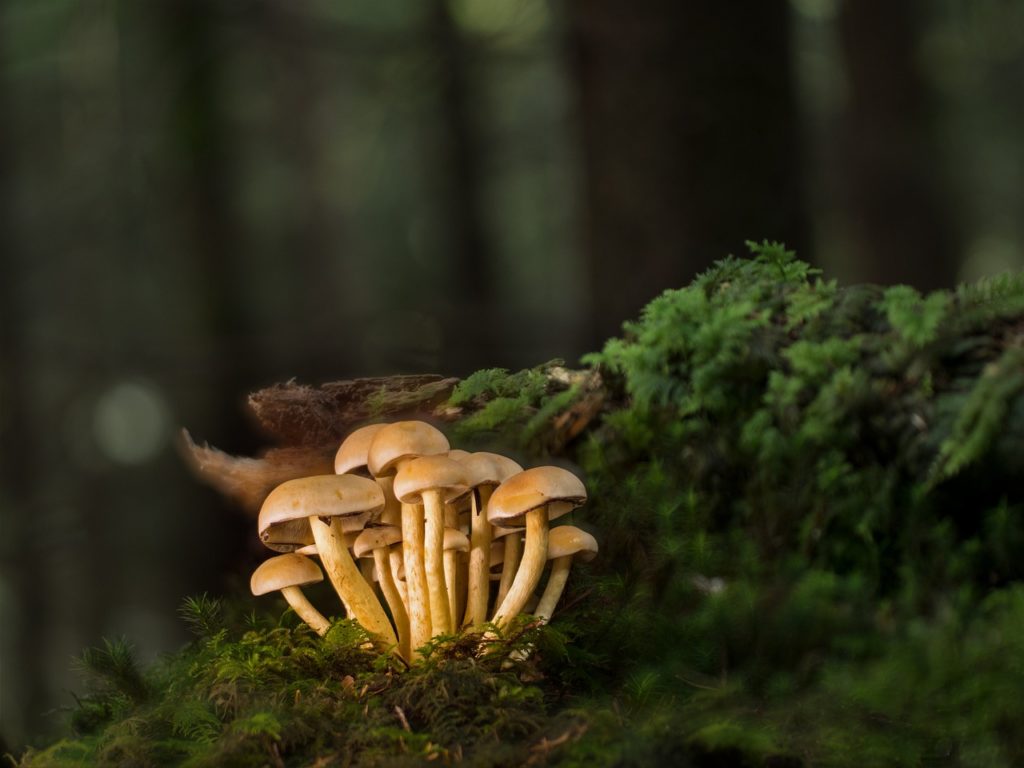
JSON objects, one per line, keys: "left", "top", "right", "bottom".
{"left": 183, "top": 368, "right": 607, "bottom": 514}
{"left": 248, "top": 375, "right": 460, "bottom": 445}
{"left": 179, "top": 430, "right": 334, "bottom": 513}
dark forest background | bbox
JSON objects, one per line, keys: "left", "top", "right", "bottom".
{"left": 2, "top": 0, "right": 1023, "bottom": 751}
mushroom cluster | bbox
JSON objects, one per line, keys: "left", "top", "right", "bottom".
{"left": 250, "top": 421, "right": 598, "bottom": 663}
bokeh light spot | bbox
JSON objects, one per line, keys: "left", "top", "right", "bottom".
{"left": 92, "top": 381, "right": 170, "bottom": 465}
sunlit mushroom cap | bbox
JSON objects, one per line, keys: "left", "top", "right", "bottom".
{"left": 447, "top": 449, "right": 473, "bottom": 462}
{"left": 393, "top": 455, "right": 469, "bottom": 504}
{"left": 353, "top": 526, "right": 403, "bottom": 558}
{"left": 251, "top": 553, "right": 323, "bottom": 596}
{"left": 547, "top": 525, "right": 598, "bottom": 563}
{"left": 334, "top": 424, "right": 387, "bottom": 476}
{"left": 443, "top": 528, "right": 470, "bottom": 552}
{"left": 367, "top": 420, "right": 450, "bottom": 477}
{"left": 258, "top": 475, "right": 383, "bottom": 551}
{"left": 462, "top": 452, "right": 524, "bottom": 488}
{"left": 486, "top": 466, "right": 586, "bottom": 527}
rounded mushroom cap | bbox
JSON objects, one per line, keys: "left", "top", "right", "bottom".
{"left": 251, "top": 553, "right": 323, "bottom": 595}
{"left": 447, "top": 448, "right": 473, "bottom": 462}
{"left": 353, "top": 526, "right": 403, "bottom": 558}
{"left": 548, "top": 525, "right": 598, "bottom": 562}
{"left": 367, "top": 420, "right": 449, "bottom": 477}
{"left": 486, "top": 466, "right": 587, "bottom": 527}
{"left": 462, "top": 452, "right": 524, "bottom": 488}
{"left": 334, "top": 424, "right": 387, "bottom": 476}
{"left": 491, "top": 525, "right": 520, "bottom": 540}
{"left": 443, "top": 528, "right": 470, "bottom": 552}
{"left": 393, "top": 455, "right": 469, "bottom": 504}
{"left": 258, "top": 475, "right": 383, "bottom": 551}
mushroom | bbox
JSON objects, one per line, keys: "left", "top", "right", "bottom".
{"left": 487, "top": 466, "right": 586, "bottom": 627}
{"left": 452, "top": 452, "right": 523, "bottom": 629}
{"left": 534, "top": 526, "right": 598, "bottom": 621}
{"left": 367, "top": 421, "right": 450, "bottom": 657}
{"left": 251, "top": 553, "right": 331, "bottom": 636}
{"left": 442, "top": 528, "right": 470, "bottom": 627}
{"left": 491, "top": 525, "right": 522, "bottom": 612}
{"left": 393, "top": 454, "right": 468, "bottom": 637}
{"left": 259, "top": 475, "right": 397, "bottom": 649}
{"left": 334, "top": 424, "right": 387, "bottom": 476}
{"left": 353, "top": 526, "right": 410, "bottom": 661}
{"left": 335, "top": 423, "right": 402, "bottom": 527}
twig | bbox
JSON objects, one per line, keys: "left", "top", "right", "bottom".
{"left": 394, "top": 705, "right": 412, "bottom": 732}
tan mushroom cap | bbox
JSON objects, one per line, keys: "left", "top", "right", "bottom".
{"left": 463, "top": 452, "right": 524, "bottom": 488}
{"left": 353, "top": 525, "right": 403, "bottom": 558}
{"left": 443, "top": 528, "right": 469, "bottom": 552}
{"left": 367, "top": 420, "right": 450, "bottom": 477}
{"left": 548, "top": 526, "right": 598, "bottom": 562}
{"left": 447, "top": 449, "right": 473, "bottom": 462}
{"left": 487, "top": 466, "right": 587, "bottom": 527}
{"left": 251, "top": 553, "right": 324, "bottom": 596}
{"left": 334, "top": 424, "right": 387, "bottom": 476}
{"left": 258, "top": 475, "right": 383, "bottom": 552}
{"left": 491, "top": 524, "right": 520, "bottom": 540}
{"left": 393, "top": 455, "right": 469, "bottom": 504}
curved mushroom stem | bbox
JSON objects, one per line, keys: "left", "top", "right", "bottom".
{"left": 422, "top": 489, "right": 451, "bottom": 636}
{"left": 444, "top": 550, "right": 459, "bottom": 628}
{"left": 280, "top": 585, "right": 331, "bottom": 636}
{"left": 402, "top": 502, "right": 432, "bottom": 658}
{"left": 310, "top": 517, "right": 398, "bottom": 649}
{"left": 534, "top": 555, "right": 572, "bottom": 621}
{"left": 374, "top": 548, "right": 410, "bottom": 661}
{"left": 492, "top": 508, "right": 549, "bottom": 627}
{"left": 496, "top": 534, "right": 522, "bottom": 609}
{"left": 464, "top": 488, "right": 492, "bottom": 629}
{"left": 390, "top": 545, "right": 408, "bottom": 605}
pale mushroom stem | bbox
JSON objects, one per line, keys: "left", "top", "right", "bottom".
{"left": 359, "top": 559, "right": 376, "bottom": 592}
{"left": 534, "top": 555, "right": 572, "bottom": 621}
{"left": 390, "top": 546, "right": 408, "bottom": 605}
{"left": 492, "top": 508, "right": 549, "bottom": 627}
{"left": 422, "top": 489, "right": 451, "bottom": 636}
{"left": 374, "top": 548, "right": 410, "bottom": 661}
{"left": 444, "top": 550, "right": 459, "bottom": 628}
{"left": 496, "top": 534, "right": 522, "bottom": 609}
{"left": 310, "top": 517, "right": 398, "bottom": 649}
{"left": 280, "top": 586, "right": 331, "bottom": 636}
{"left": 401, "top": 502, "right": 432, "bottom": 657}
{"left": 464, "top": 488, "right": 492, "bottom": 629}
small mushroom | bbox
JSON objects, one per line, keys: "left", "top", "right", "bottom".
{"left": 259, "top": 475, "right": 397, "bottom": 649}
{"left": 393, "top": 455, "right": 468, "bottom": 637}
{"left": 442, "top": 528, "right": 470, "bottom": 627}
{"left": 251, "top": 553, "right": 331, "bottom": 636}
{"left": 334, "top": 424, "right": 387, "bottom": 476}
{"left": 491, "top": 525, "right": 522, "bottom": 611}
{"left": 368, "top": 421, "right": 450, "bottom": 658}
{"left": 452, "top": 452, "right": 523, "bottom": 629}
{"left": 534, "top": 526, "right": 598, "bottom": 621}
{"left": 354, "top": 526, "right": 410, "bottom": 660}
{"left": 488, "top": 466, "right": 586, "bottom": 627}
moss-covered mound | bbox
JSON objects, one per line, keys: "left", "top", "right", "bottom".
{"left": 21, "top": 242, "right": 1024, "bottom": 766}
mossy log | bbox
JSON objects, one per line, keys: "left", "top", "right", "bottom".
{"left": 26, "top": 243, "right": 1024, "bottom": 767}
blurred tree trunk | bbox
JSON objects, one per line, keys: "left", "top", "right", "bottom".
{"left": 836, "top": 0, "right": 960, "bottom": 289}
{"left": 0, "top": 29, "right": 44, "bottom": 746}
{"left": 166, "top": 0, "right": 254, "bottom": 450}
{"left": 428, "top": 0, "right": 496, "bottom": 372}
{"left": 566, "top": 0, "right": 808, "bottom": 343}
